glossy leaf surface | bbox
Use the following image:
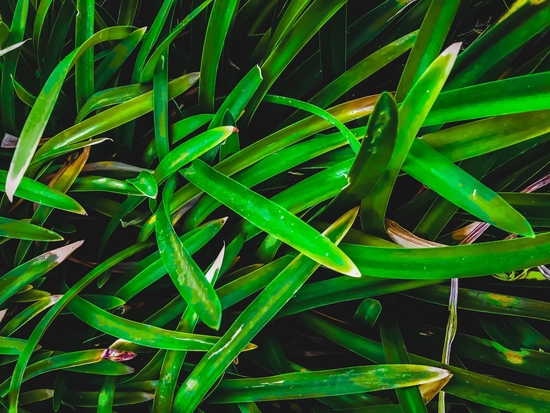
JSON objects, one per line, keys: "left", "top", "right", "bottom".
{"left": 181, "top": 160, "right": 359, "bottom": 276}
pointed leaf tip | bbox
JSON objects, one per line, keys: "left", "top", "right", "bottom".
{"left": 444, "top": 42, "right": 462, "bottom": 57}
{"left": 5, "top": 172, "right": 19, "bottom": 202}
{"left": 346, "top": 263, "right": 362, "bottom": 278}
{"left": 523, "top": 219, "right": 536, "bottom": 238}
{"left": 53, "top": 240, "right": 85, "bottom": 262}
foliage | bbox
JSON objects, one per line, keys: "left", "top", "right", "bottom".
{"left": 0, "top": 0, "right": 550, "bottom": 412}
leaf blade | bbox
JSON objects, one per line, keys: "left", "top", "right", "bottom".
{"left": 181, "top": 160, "right": 360, "bottom": 276}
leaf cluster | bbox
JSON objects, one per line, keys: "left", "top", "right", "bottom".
{"left": 0, "top": 0, "right": 550, "bottom": 412}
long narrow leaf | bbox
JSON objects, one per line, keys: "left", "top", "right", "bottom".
{"left": 6, "top": 26, "right": 135, "bottom": 201}
{"left": 181, "top": 160, "right": 360, "bottom": 276}
{"left": 172, "top": 208, "right": 359, "bottom": 412}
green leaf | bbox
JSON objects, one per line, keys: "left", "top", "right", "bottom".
{"left": 0, "top": 21, "right": 9, "bottom": 47}
{"left": 62, "top": 390, "right": 153, "bottom": 407}
{"left": 361, "top": 42, "right": 460, "bottom": 236}
{"left": 395, "top": 0, "right": 460, "bottom": 102}
{"left": 423, "top": 110, "right": 550, "bottom": 162}
{"left": 71, "top": 176, "right": 144, "bottom": 196}
{"left": 341, "top": 232, "right": 550, "bottom": 279}
{"left": 264, "top": 94, "right": 361, "bottom": 154}
{"left": 310, "top": 31, "right": 417, "bottom": 110}
{"left": 324, "top": 92, "right": 397, "bottom": 219}
{"left": 31, "top": 139, "right": 111, "bottom": 171}
{"left": 505, "top": 318, "right": 550, "bottom": 352}
{"left": 98, "top": 376, "right": 117, "bottom": 413}
{"left": 405, "top": 285, "right": 550, "bottom": 322}
{"left": 66, "top": 295, "right": 227, "bottom": 351}
{"left": 478, "top": 315, "right": 522, "bottom": 352}
{"left": 182, "top": 122, "right": 358, "bottom": 231}
{"left": 217, "top": 256, "right": 294, "bottom": 311}
{"left": 347, "top": 0, "right": 412, "bottom": 59}
{"left": 140, "top": 0, "right": 213, "bottom": 83}
{"left": 198, "top": 0, "right": 239, "bottom": 112}
{"left": 0, "top": 296, "right": 60, "bottom": 336}
{"left": 446, "top": 1, "right": 550, "bottom": 90}
{"left": 114, "top": 217, "right": 226, "bottom": 301}
{"left": 95, "top": 27, "right": 146, "bottom": 91}
{"left": 33, "top": 0, "right": 53, "bottom": 58}
{"left": 19, "top": 389, "right": 53, "bottom": 406}
{"left": 181, "top": 160, "right": 360, "bottom": 276}
{"left": 0, "top": 337, "right": 35, "bottom": 356}
{"left": 58, "top": 358, "right": 132, "bottom": 376}
{"left": 153, "top": 126, "right": 236, "bottom": 184}
{"left": 100, "top": 125, "right": 230, "bottom": 255}
{"left": 60, "top": 293, "right": 125, "bottom": 314}
{"left": 0, "top": 241, "right": 82, "bottom": 307}
{"left": 218, "top": 111, "right": 239, "bottom": 161}
{"left": 353, "top": 298, "right": 382, "bottom": 328}
{"left": 138, "top": 95, "right": 376, "bottom": 241}
{"left": 6, "top": 26, "right": 135, "bottom": 201}
{"left": 12, "top": 76, "right": 38, "bottom": 108}
{"left": 380, "top": 316, "right": 427, "bottom": 413}
{"left": 75, "top": 0, "right": 95, "bottom": 110}
{"left": 208, "top": 364, "right": 450, "bottom": 403}
{"left": 403, "top": 140, "right": 534, "bottom": 237}
{"left": 127, "top": 171, "right": 158, "bottom": 198}
{"left": 1, "top": 0, "right": 29, "bottom": 134}
{"left": 413, "top": 153, "right": 498, "bottom": 240}
{"left": 200, "top": 65, "right": 262, "bottom": 163}
{"left": 14, "top": 138, "right": 91, "bottom": 271}
{"left": 156, "top": 186, "right": 222, "bottom": 330}
{"left": 278, "top": 275, "right": 438, "bottom": 319}
{"left": 319, "top": 5, "right": 347, "bottom": 85}
{"left": 172, "top": 114, "right": 215, "bottom": 144}
{"left": 243, "top": 0, "right": 348, "bottom": 124}
{"left": 131, "top": 0, "right": 176, "bottom": 82}
{"left": 152, "top": 245, "right": 225, "bottom": 412}
{"left": 0, "top": 217, "right": 63, "bottom": 241}
{"left": 298, "top": 312, "right": 550, "bottom": 413}
{"left": 9, "top": 242, "right": 154, "bottom": 411}
{"left": 33, "top": 72, "right": 199, "bottom": 165}
{"left": 172, "top": 208, "right": 358, "bottom": 412}
{"left": 426, "top": 72, "right": 550, "bottom": 126}
{"left": 407, "top": 321, "right": 550, "bottom": 380}
{"left": 76, "top": 84, "right": 153, "bottom": 123}
{"left": 153, "top": 50, "right": 169, "bottom": 160}
{"left": 0, "top": 349, "right": 132, "bottom": 397}
{"left": 265, "top": 0, "right": 310, "bottom": 55}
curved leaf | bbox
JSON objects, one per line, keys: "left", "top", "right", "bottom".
{"left": 181, "top": 160, "right": 360, "bottom": 276}
{"left": 156, "top": 193, "right": 222, "bottom": 330}
{"left": 141, "top": 0, "right": 213, "bottom": 83}
{"left": 198, "top": 0, "right": 238, "bottom": 112}
{"left": 0, "top": 217, "right": 62, "bottom": 241}
{"left": 67, "top": 295, "right": 227, "bottom": 351}
{"left": 6, "top": 26, "right": 135, "bottom": 201}
{"left": 33, "top": 72, "right": 200, "bottom": 165}
{"left": 0, "top": 241, "right": 83, "bottom": 307}
{"left": 95, "top": 27, "right": 146, "bottom": 91}
{"left": 361, "top": 43, "right": 460, "bottom": 235}
{"left": 172, "top": 208, "right": 358, "bottom": 412}
{"left": 208, "top": 365, "right": 450, "bottom": 403}
{"left": 341, "top": 232, "right": 550, "bottom": 279}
